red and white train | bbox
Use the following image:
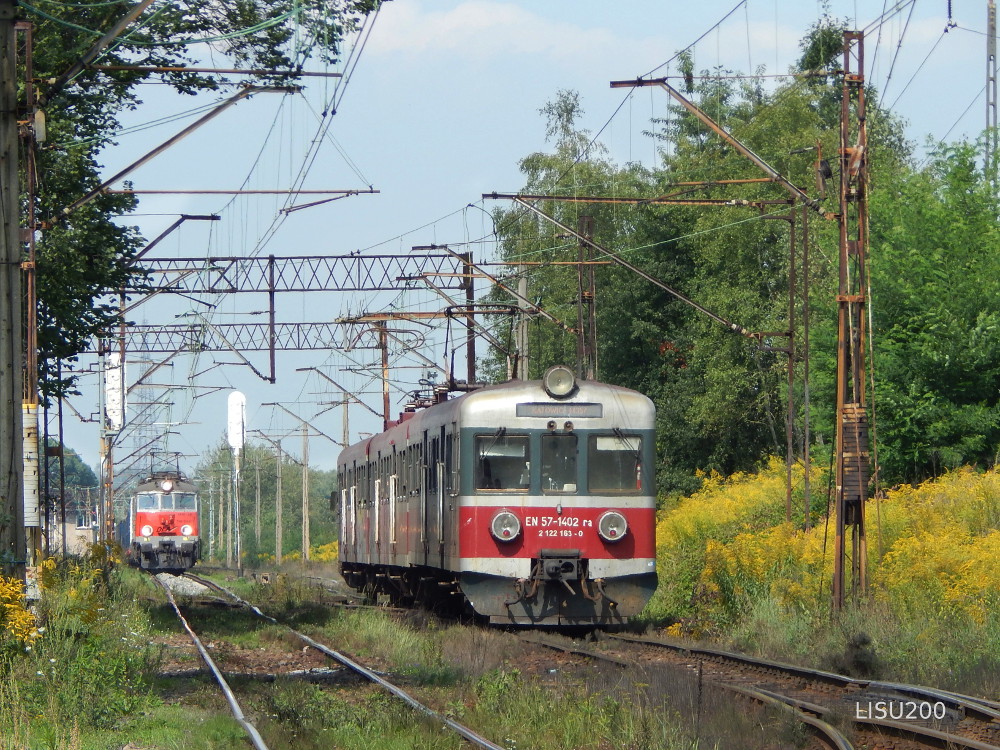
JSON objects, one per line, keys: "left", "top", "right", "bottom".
{"left": 129, "top": 472, "right": 201, "bottom": 573}
{"left": 337, "top": 366, "right": 657, "bottom": 626}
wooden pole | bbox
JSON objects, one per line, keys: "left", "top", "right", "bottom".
{"left": 0, "top": 0, "right": 25, "bottom": 577}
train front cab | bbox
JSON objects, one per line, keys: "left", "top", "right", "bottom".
{"left": 457, "top": 373, "right": 658, "bottom": 626}
{"left": 132, "top": 477, "right": 200, "bottom": 573}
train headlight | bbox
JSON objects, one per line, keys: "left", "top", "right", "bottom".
{"left": 490, "top": 510, "right": 521, "bottom": 542}
{"left": 181, "top": 525, "right": 193, "bottom": 536}
{"left": 597, "top": 511, "right": 628, "bottom": 542}
{"left": 543, "top": 365, "right": 576, "bottom": 399}
{"left": 160, "top": 479, "right": 174, "bottom": 492}
{"left": 140, "top": 525, "right": 154, "bottom": 537}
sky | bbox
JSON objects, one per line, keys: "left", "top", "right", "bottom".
{"left": 47, "top": 0, "right": 993, "bottom": 482}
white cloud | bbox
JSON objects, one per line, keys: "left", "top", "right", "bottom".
{"left": 367, "top": 2, "right": 826, "bottom": 79}
{"left": 367, "top": 1, "right": 671, "bottom": 69}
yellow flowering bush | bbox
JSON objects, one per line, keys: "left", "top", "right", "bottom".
{"left": 279, "top": 541, "right": 339, "bottom": 563}
{"left": 310, "top": 541, "right": 339, "bottom": 562}
{"left": 0, "top": 575, "right": 39, "bottom": 645}
{"left": 650, "top": 462, "right": 1000, "bottom": 645}
{"left": 650, "top": 457, "right": 821, "bottom": 620}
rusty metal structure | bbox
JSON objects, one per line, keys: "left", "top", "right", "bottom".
{"left": 497, "top": 33, "right": 870, "bottom": 611}
{"left": 90, "top": 250, "right": 475, "bottom": 537}
{"left": 832, "top": 31, "right": 870, "bottom": 609}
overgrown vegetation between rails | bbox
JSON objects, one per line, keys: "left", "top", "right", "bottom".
{"left": 0, "top": 564, "right": 719, "bottom": 750}
{"left": 645, "top": 460, "right": 1000, "bottom": 696}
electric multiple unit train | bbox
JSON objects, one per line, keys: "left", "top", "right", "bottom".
{"left": 129, "top": 472, "right": 201, "bottom": 573}
{"left": 337, "top": 366, "right": 657, "bottom": 626}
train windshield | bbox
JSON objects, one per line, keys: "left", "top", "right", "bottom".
{"left": 162, "top": 493, "right": 196, "bottom": 510}
{"left": 476, "top": 434, "right": 529, "bottom": 491}
{"left": 588, "top": 434, "right": 643, "bottom": 493}
{"left": 541, "top": 434, "right": 577, "bottom": 493}
{"left": 174, "top": 493, "right": 197, "bottom": 510}
{"left": 137, "top": 492, "right": 197, "bottom": 510}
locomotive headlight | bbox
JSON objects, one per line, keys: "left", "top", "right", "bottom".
{"left": 490, "top": 510, "right": 521, "bottom": 542}
{"left": 181, "top": 525, "right": 193, "bottom": 536}
{"left": 140, "top": 525, "right": 154, "bottom": 537}
{"left": 160, "top": 479, "right": 174, "bottom": 492}
{"left": 597, "top": 511, "right": 628, "bottom": 542}
{"left": 543, "top": 365, "right": 576, "bottom": 399}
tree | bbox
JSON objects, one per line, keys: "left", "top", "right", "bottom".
{"left": 482, "top": 33, "right": 920, "bottom": 494}
{"left": 44, "top": 440, "right": 98, "bottom": 490}
{"left": 20, "top": 0, "right": 381, "bottom": 398}
{"left": 867, "top": 141, "right": 1000, "bottom": 482}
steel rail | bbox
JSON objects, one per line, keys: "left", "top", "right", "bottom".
{"left": 723, "top": 684, "right": 855, "bottom": 750}
{"left": 520, "top": 634, "right": 854, "bottom": 750}
{"left": 940, "top": 691, "right": 1000, "bottom": 712}
{"left": 610, "top": 634, "right": 1000, "bottom": 722}
{"left": 150, "top": 575, "right": 270, "bottom": 750}
{"left": 183, "top": 573, "right": 507, "bottom": 750}
{"left": 607, "top": 634, "right": 1000, "bottom": 750}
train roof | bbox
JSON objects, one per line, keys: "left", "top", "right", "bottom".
{"left": 337, "top": 375, "right": 653, "bottom": 466}
{"left": 134, "top": 472, "right": 198, "bottom": 493}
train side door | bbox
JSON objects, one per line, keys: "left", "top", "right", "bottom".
{"left": 418, "top": 439, "right": 427, "bottom": 565}
{"left": 425, "top": 433, "right": 441, "bottom": 565}
{"left": 444, "top": 426, "right": 457, "bottom": 564}
{"left": 437, "top": 425, "right": 446, "bottom": 569}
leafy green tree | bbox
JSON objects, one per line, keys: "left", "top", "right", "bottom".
{"left": 194, "top": 440, "right": 339, "bottom": 564}
{"left": 43, "top": 440, "right": 98, "bottom": 489}
{"left": 21, "top": 0, "right": 380, "bottom": 398}
{"left": 484, "top": 33, "right": 918, "bottom": 494}
{"left": 867, "top": 141, "right": 1000, "bottom": 482}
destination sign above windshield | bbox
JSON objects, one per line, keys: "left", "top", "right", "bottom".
{"left": 515, "top": 402, "right": 603, "bottom": 418}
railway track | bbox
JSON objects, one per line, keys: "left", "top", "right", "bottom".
{"left": 181, "top": 572, "right": 507, "bottom": 750}
{"left": 522, "top": 631, "right": 1000, "bottom": 750}
{"left": 149, "top": 573, "right": 270, "bottom": 750}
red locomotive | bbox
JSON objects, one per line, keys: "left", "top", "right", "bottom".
{"left": 337, "top": 366, "right": 657, "bottom": 626}
{"left": 129, "top": 472, "right": 201, "bottom": 573}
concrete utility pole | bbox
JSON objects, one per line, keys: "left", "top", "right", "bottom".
{"left": 254, "top": 459, "right": 260, "bottom": 548}
{"left": 988, "top": 1, "right": 998, "bottom": 182}
{"left": 262, "top": 403, "right": 341, "bottom": 563}
{"left": 275, "top": 442, "right": 282, "bottom": 564}
{"left": 207, "top": 479, "right": 215, "bottom": 559}
{"left": 250, "top": 431, "right": 289, "bottom": 565}
{"left": 0, "top": 0, "right": 25, "bottom": 577}
{"left": 301, "top": 427, "right": 309, "bottom": 562}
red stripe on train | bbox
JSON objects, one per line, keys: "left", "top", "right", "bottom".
{"left": 458, "top": 506, "right": 655, "bottom": 560}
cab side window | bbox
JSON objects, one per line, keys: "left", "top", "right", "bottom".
{"left": 475, "top": 434, "right": 529, "bottom": 491}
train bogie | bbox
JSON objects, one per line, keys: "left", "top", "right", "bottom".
{"left": 338, "top": 366, "right": 658, "bottom": 627}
